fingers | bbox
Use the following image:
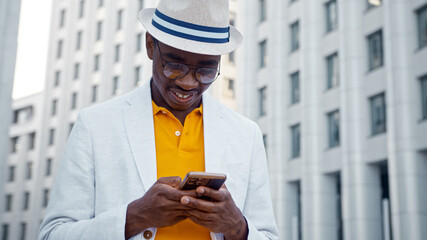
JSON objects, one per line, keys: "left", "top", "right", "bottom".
{"left": 181, "top": 196, "right": 219, "bottom": 212}
{"left": 156, "top": 176, "right": 182, "bottom": 188}
{"left": 195, "top": 186, "right": 229, "bottom": 202}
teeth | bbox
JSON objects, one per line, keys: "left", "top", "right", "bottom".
{"left": 173, "top": 91, "right": 190, "bottom": 99}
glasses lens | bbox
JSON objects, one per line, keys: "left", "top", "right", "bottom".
{"left": 196, "top": 67, "right": 218, "bottom": 84}
{"left": 164, "top": 62, "right": 188, "bottom": 79}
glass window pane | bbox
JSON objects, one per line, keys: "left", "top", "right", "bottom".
{"left": 326, "top": 0, "right": 338, "bottom": 32}
{"left": 291, "top": 124, "right": 301, "bottom": 158}
{"left": 328, "top": 110, "right": 340, "bottom": 148}
{"left": 291, "top": 72, "right": 300, "bottom": 104}
{"left": 291, "top": 21, "right": 300, "bottom": 52}
{"left": 259, "top": 40, "right": 267, "bottom": 68}
{"left": 368, "top": 30, "right": 383, "bottom": 70}
{"left": 327, "top": 53, "right": 339, "bottom": 89}
{"left": 421, "top": 76, "right": 427, "bottom": 119}
{"left": 370, "top": 93, "right": 387, "bottom": 135}
{"left": 417, "top": 5, "right": 427, "bottom": 48}
{"left": 259, "top": 87, "right": 267, "bottom": 116}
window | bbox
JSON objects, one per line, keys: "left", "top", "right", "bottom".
{"left": 421, "top": 75, "right": 427, "bottom": 119}
{"left": 259, "top": 0, "right": 266, "bottom": 23}
{"left": 76, "top": 31, "right": 82, "bottom": 50}
{"left": 2, "top": 224, "right": 9, "bottom": 240}
{"left": 20, "top": 222, "right": 26, "bottom": 240}
{"left": 229, "top": 51, "right": 235, "bottom": 64}
{"left": 327, "top": 110, "right": 340, "bottom": 148}
{"left": 136, "top": 33, "right": 142, "bottom": 52}
{"left": 92, "top": 85, "right": 98, "bottom": 103}
{"left": 96, "top": 21, "right": 103, "bottom": 41}
{"left": 367, "top": 30, "right": 383, "bottom": 70}
{"left": 228, "top": 78, "right": 235, "bottom": 97}
{"left": 5, "top": 195, "right": 12, "bottom": 211}
{"left": 51, "top": 99, "right": 57, "bottom": 116}
{"left": 46, "top": 158, "right": 52, "bottom": 176}
{"left": 290, "top": 21, "right": 300, "bottom": 52}
{"left": 28, "top": 132, "right": 36, "bottom": 150}
{"left": 326, "top": 52, "right": 339, "bottom": 89}
{"left": 57, "top": 40, "right": 63, "bottom": 59}
{"left": 26, "top": 162, "right": 33, "bottom": 180}
{"left": 290, "top": 0, "right": 297, "bottom": 3}
{"left": 417, "top": 4, "right": 427, "bottom": 49}
{"left": 74, "top": 63, "right": 80, "bottom": 80}
{"left": 69, "top": 122, "right": 74, "bottom": 134}
{"left": 59, "top": 9, "right": 66, "bottom": 28}
{"left": 48, "top": 128, "right": 55, "bottom": 146}
{"left": 71, "top": 92, "right": 78, "bottom": 109}
{"left": 10, "top": 137, "right": 19, "bottom": 153}
{"left": 54, "top": 71, "right": 61, "bottom": 87}
{"left": 259, "top": 87, "right": 267, "bottom": 116}
{"left": 291, "top": 124, "right": 300, "bottom": 158}
{"left": 113, "top": 76, "right": 121, "bottom": 95}
{"left": 378, "top": 162, "right": 393, "bottom": 239}
{"left": 79, "top": 0, "right": 85, "bottom": 18}
{"left": 259, "top": 40, "right": 267, "bottom": 68}
{"left": 94, "top": 54, "right": 100, "bottom": 71}
{"left": 117, "top": 9, "right": 123, "bottom": 30}
{"left": 138, "top": 0, "right": 144, "bottom": 11}
{"left": 370, "top": 92, "right": 386, "bottom": 135}
{"left": 23, "top": 192, "right": 30, "bottom": 210}
{"left": 8, "top": 166, "right": 15, "bottom": 182}
{"left": 135, "top": 66, "right": 141, "bottom": 86}
{"left": 115, "top": 44, "right": 121, "bottom": 62}
{"left": 325, "top": 0, "right": 338, "bottom": 33}
{"left": 12, "top": 107, "right": 33, "bottom": 124}
{"left": 290, "top": 71, "right": 300, "bottom": 104}
{"left": 367, "top": 0, "right": 382, "bottom": 9}
{"left": 43, "top": 189, "right": 50, "bottom": 207}
{"left": 98, "top": 0, "right": 104, "bottom": 7}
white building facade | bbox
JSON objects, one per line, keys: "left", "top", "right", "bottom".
{"left": 0, "top": 0, "right": 23, "bottom": 239}
{"left": 1, "top": 93, "right": 44, "bottom": 240}
{"left": 238, "top": 0, "right": 427, "bottom": 240}
{"left": 0, "top": 0, "right": 238, "bottom": 239}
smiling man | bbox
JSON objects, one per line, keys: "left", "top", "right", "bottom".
{"left": 39, "top": 0, "right": 278, "bottom": 240}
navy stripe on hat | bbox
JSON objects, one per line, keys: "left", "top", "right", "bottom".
{"left": 152, "top": 9, "right": 230, "bottom": 43}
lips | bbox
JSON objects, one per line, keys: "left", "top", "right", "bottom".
{"left": 169, "top": 88, "right": 197, "bottom": 103}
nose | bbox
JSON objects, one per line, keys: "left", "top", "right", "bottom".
{"left": 175, "top": 70, "right": 199, "bottom": 90}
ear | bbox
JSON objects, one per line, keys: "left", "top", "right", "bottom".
{"left": 146, "top": 32, "right": 154, "bottom": 60}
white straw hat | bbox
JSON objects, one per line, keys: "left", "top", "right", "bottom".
{"left": 139, "top": 0, "right": 243, "bottom": 55}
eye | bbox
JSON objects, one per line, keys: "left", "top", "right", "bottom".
{"left": 167, "top": 62, "right": 186, "bottom": 70}
{"left": 197, "top": 68, "right": 217, "bottom": 76}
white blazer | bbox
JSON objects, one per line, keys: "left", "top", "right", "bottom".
{"left": 39, "top": 83, "right": 279, "bottom": 240}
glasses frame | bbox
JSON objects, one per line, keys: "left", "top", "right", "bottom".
{"left": 154, "top": 39, "right": 221, "bottom": 84}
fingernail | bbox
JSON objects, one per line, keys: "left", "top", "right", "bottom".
{"left": 197, "top": 188, "right": 204, "bottom": 194}
{"left": 182, "top": 197, "right": 190, "bottom": 204}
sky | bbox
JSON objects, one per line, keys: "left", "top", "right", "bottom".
{"left": 12, "top": 0, "right": 52, "bottom": 99}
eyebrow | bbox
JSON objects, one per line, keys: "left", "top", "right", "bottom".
{"left": 164, "top": 52, "right": 219, "bottom": 67}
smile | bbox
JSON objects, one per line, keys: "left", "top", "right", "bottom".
{"left": 171, "top": 89, "right": 192, "bottom": 100}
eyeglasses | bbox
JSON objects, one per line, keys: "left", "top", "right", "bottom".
{"left": 155, "top": 40, "right": 220, "bottom": 84}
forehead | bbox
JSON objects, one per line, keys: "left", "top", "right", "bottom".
{"left": 158, "top": 41, "right": 221, "bottom": 66}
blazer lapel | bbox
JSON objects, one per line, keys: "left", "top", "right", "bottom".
{"left": 203, "top": 94, "right": 227, "bottom": 173}
{"left": 122, "top": 83, "right": 157, "bottom": 192}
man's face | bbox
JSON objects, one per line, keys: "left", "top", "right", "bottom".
{"left": 146, "top": 33, "right": 221, "bottom": 112}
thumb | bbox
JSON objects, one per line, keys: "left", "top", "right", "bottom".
{"left": 156, "top": 176, "right": 182, "bottom": 189}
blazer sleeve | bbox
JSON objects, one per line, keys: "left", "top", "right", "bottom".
{"left": 38, "top": 110, "right": 128, "bottom": 240}
{"left": 243, "top": 123, "right": 279, "bottom": 240}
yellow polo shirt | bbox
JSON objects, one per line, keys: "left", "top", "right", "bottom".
{"left": 152, "top": 101, "right": 210, "bottom": 240}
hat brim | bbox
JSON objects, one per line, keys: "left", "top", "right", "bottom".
{"left": 139, "top": 8, "right": 242, "bottom": 55}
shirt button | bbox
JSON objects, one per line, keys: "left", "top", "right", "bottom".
{"left": 175, "top": 131, "right": 181, "bottom": 136}
{"left": 161, "top": 111, "right": 166, "bottom": 114}
{"left": 143, "top": 230, "right": 153, "bottom": 239}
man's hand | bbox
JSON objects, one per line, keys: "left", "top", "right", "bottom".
{"left": 181, "top": 185, "right": 248, "bottom": 240}
{"left": 125, "top": 177, "right": 197, "bottom": 239}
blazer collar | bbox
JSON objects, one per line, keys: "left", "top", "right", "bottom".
{"left": 123, "top": 83, "right": 157, "bottom": 191}
{"left": 122, "top": 82, "right": 228, "bottom": 191}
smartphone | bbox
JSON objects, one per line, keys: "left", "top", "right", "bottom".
{"left": 179, "top": 172, "right": 227, "bottom": 190}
